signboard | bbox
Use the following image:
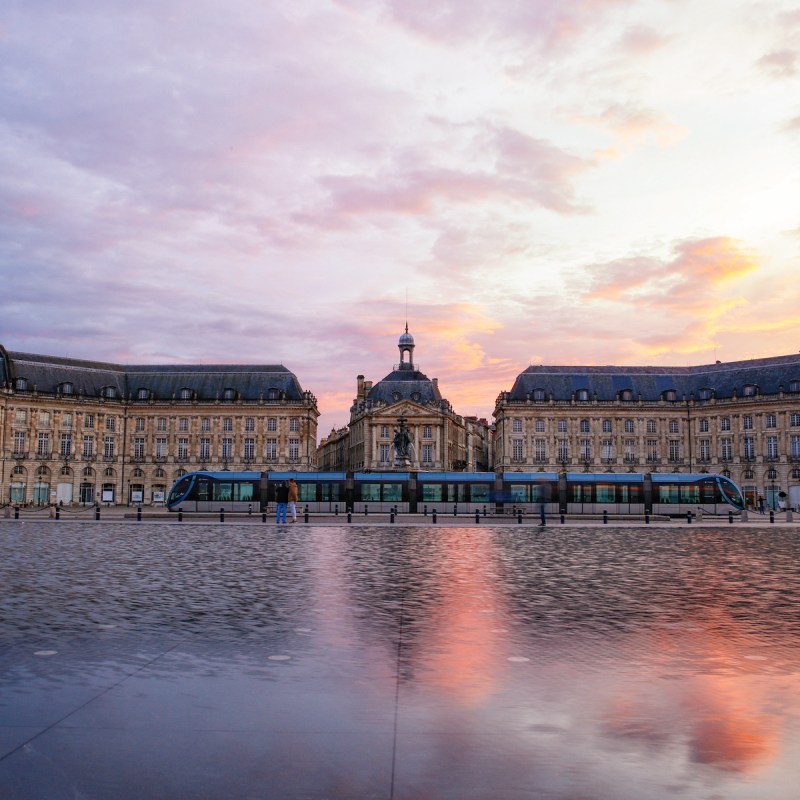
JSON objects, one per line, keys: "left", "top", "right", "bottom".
{"left": 153, "top": 491, "right": 165, "bottom": 503}
{"left": 102, "top": 490, "right": 114, "bottom": 503}
{"left": 131, "top": 491, "right": 143, "bottom": 503}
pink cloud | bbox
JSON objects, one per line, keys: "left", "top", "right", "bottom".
{"left": 758, "top": 49, "right": 798, "bottom": 77}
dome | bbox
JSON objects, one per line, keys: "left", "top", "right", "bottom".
{"left": 399, "top": 331, "right": 414, "bottom": 346}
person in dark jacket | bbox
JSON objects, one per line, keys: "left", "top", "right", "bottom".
{"left": 275, "top": 482, "right": 289, "bottom": 524}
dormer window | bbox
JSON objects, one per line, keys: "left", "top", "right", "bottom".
{"left": 789, "top": 380, "right": 800, "bottom": 393}
{"left": 742, "top": 384, "right": 757, "bottom": 396}
{"left": 59, "top": 382, "right": 74, "bottom": 396}
{"left": 179, "top": 388, "right": 193, "bottom": 401}
{"left": 662, "top": 389, "right": 677, "bottom": 402}
{"left": 533, "top": 388, "right": 546, "bottom": 401}
{"left": 619, "top": 389, "right": 633, "bottom": 401}
{"left": 576, "top": 389, "right": 589, "bottom": 401}
{"left": 698, "top": 388, "right": 713, "bottom": 400}
{"left": 100, "top": 386, "right": 117, "bottom": 399}
{"left": 222, "top": 388, "right": 237, "bottom": 402}
{"left": 14, "top": 377, "right": 28, "bottom": 391}
{"left": 267, "top": 388, "right": 279, "bottom": 400}
{"left": 137, "top": 388, "right": 150, "bottom": 401}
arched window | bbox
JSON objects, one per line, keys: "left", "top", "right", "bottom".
{"left": 154, "top": 468, "right": 166, "bottom": 478}
{"left": 83, "top": 467, "right": 94, "bottom": 477}
{"left": 100, "top": 386, "right": 117, "bottom": 399}
{"left": 767, "top": 468, "right": 777, "bottom": 480}
{"left": 137, "top": 388, "right": 150, "bottom": 401}
{"left": 744, "top": 469, "right": 754, "bottom": 480}
{"left": 104, "top": 467, "right": 115, "bottom": 477}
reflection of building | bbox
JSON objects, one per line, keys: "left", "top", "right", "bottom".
{"left": 494, "top": 355, "right": 800, "bottom": 511}
{"left": 0, "top": 346, "right": 318, "bottom": 506}
{"left": 319, "top": 328, "right": 490, "bottom": 472}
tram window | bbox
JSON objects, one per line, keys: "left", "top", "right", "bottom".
{"left": 509, "top": 484, "right": 528, "bottom": 503}
{"left": 321, "top": 484, "right": 340, "bottom": 502}
{"left": 529, "top": 484, "right": 549, "bottom": 503}
{"left": 699, "top": 481, "right": 717, "bottom": 504}
{"left": 570, "top": 484, "right": 591, "bottom": 503}
{"left": 471, "top": 484, "right": 491, "bottom": 503}
{"left": 214, "top": 482, "right": 233, "bottom": 502}
{"left": 448, "top": 484, "right": 468, "bottom": 502}
{"left": 383, "top": 484, "right": 403, "bottom": 502}
{"left": 299, "top": 483, "right": 316, "bottom": 502}
{"left": 680, "top": 484, "right": 700, "bottom": 504}
{"left": 361, "top": 483, "right": 381, "bottom": 502}
{"left": 197, "top": 480, "right": 210, "bottom": 501}
{"left": 596, "top": 483, "right": 615, "bottom": 503}
{"left": 235, "top": 483, "right": 255, "bottom": 502}
{"left": 422, "top": 484, "right": 443, "bottom": 502}
{"left": 658, "top": 484, "right": 679, "bottom": 503}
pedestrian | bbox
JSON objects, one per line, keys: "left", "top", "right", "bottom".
{"left": 275, "top": 482, "right": 289, "bottom": 524}
{"left": 288, "top": 477, "right": 298, "bottom": 523}
{"left": 758, "top": 496, "right": 765, "bottom": 514}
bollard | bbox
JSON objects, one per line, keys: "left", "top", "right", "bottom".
{"left": 517, "top": 509, "right": 522, "bottom": 524}
{"left": 645, "top": 512, "right": 650, "bottom": 524}
{"left": 424, "top": 504, "right": 428, "bottom": 517}
{"left": 770, "top": 510, "right": 775, "bottom": 524}
{"left": 262, "top": 512, "right": 267, "bottom": 523}
{"left": 432, "top": 509, "right": 437, "bottom": 525}
{"left": 14, "top": 506, "right": 20, "bottom": 520}
{"left": 687, "top": 510, "right": 692, "bottom": 524}
{"left": 55, "top": 505, "right": 60, "bottom": 520}
{"left": 729, "top": 510, "right": 733, "bottom": 524}
{"left": 560, "top": 512, "right": 565, "bottom": 525}
{"left": 178, "top": 507, "right": 183, "bottom": 522}
{"left": 483, "top": 505, "right": 487, "bottom": 517}
{"left": 95, "top": 506, "right": 100, "bottom": 520}
{"left": 220, "top": 507, "right": 225, "bottom": 523}
{"left": 304, "top": 506, "right": 309, "bottom": 523}
{"left": 603, "top": 510, "right": 608, "bottom": 525}
{"left": 390, "top": 509, "right": 395, "bottom": 524}
{"left": 540, "top": 506, "right": 546, "bottom": 526}
{"left": 364, "top": 504, "right": 368, "bottom": 516}
{"left": 248, "top": 503, "right": 252, "bottom": 515}
{"left": 453, "top": 504, "right": 457, "bottom": 517}
{"left": 335, "top": 504, "right": 339, "bottom": 516}
{"left": 475, "top": 509, "right": 480, "bottom": 524}
{"left": 347, "top": 510, "right": 352, "bottom": 524}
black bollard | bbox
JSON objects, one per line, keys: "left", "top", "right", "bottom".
{"left": 220, "top": 507, "right": 225, "bottom": 523}
{"left": 475, "top": 509, "right": 480, "bottom": 524}
{"left": 483, "top": 505, "right": 487, "bottom": 517}
{"left": 687, "top": 510, "right": 692, "bottom": 524}
{"left": 603, "top": 510, "right": 608, "bottom": 525}
{"left": 432, "top": 509, "right": 437, "bottom": 525}
{"left": 729, "top": 510, "right": 733, "bottom": 524}
{"left": 95, "top": 506, "right": 100, "bottom": 520}
{"left": 347, "top": 510, "right": 352, "bottom": 523}
{"left": 424, "top": 504, "right": 428, "bottom": 517}
{"left": 390, "top": 509, "right": 395, "bottom": 524}
{"left": 645, "top": 512, "right": 650, "bottom": 524}
{"left": 517, "top": 509, "right": 522, "bottom": 524}
{"left": 262, "top": 512, "right": 267, "bottom": 523}
{"left": 55, "top": 505, "right": 60, "bottom": 520}
{"left": 770, "top": 510, "right": 775, "bottom": 524}
{"left": 540, "top": 506, "right": 546, "bottom": 526}
{"left": 453, "top": 504, "right": 457, "bottom": 517}
{"left": 560, "top": 512, "right": 565, "bottom": 525}
{"left": 248, "top": 503, "right": 252, "bottom": 515}
{"left": 335, "top": 504, "right": 339, "bottom": 516}
{"left": 364, "top": 504, "right": 368, "bottom": 516}
{"left": 304, "top": 506, "right": 309, "bottom": 523}
{"left": 178, "top": 507, "right": 183, "bottom": 522}
{"left": 14, "top": 506, "right": 19, "bottom": 520}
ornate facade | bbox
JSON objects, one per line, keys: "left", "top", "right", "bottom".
{"left": 0, "top": 346, "right": 318, "bottom": 506}
{"left": 494, "top": 355, "right": 800, "bottom": 511}
{"left": 319, "top": 328, "right": 490, "bottom": 473}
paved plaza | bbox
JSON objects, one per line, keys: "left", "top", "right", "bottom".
{"left": 1, "top": 519, "right": 799, "bottom": 799}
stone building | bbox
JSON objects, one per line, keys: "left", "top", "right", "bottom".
{"left": 0, "top": 346, "right": 318, "bottom": 506}
{"left": 493, "top": 354, "right": 800, "bottom": 511}
{"left": 319, "top": 328, "right": 489, "bottom": 473}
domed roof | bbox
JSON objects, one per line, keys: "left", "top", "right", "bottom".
{"left": 399, "top": 331, "right": 414, "bottom": 346}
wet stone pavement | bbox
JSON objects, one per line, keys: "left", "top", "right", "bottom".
{"left": 1, "top": 522, "right": 800, "bottom": 799}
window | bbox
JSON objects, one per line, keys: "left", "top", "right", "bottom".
{"left": 668, "top": 440, "right": 680, "bottom": 462}
{"left": 535, "top": 419, "right": 545, "bottom": 433}
{"left": 720, "top": 438, "right": 732, "bottom": 461}
{"left": 742, "top": 384, "right": 756, "bottom": 396}
{"left": 766, "top": 436, "right": 779, "bottom": 459}
{"left": 791, "top": 413, "right": 800, "bottom": 427}
{"left": 512, "top": 439, "right": 523, "bottom": 461}
{"left": 14, "top": 409, "right": 26, "bottom": 424}
{"left": 136, "top": 388, "right": 150, "bottom": 400}
{"left": 179, "top": 388, "right": 193, "bottom": 401}
{"left": 580, "top": 439, "right": 591, "bottom": 460}
{"left": 663, "top": 390, "right": 676, "bottom": 401}
{"left": 512, "top": 419, "right": 523, "bottom": 433}
{"left": 379, "top": 443, "right": 391, "bottom": 463}
{"left": 646, "top": 439, "right": 658, "bottom": 462}
{"left": 135, "top": 417, "right": 145, "bottom": 432}
{"left": 576, "top": 389, "right": 589, "bottom": 401}
{"left": 422, "top": 444, "right": 433, "bottom": 464}
{"left": 134, "top": 438, "right": 145, "bottom": 459}
{"left": 156, "top": 418, "right": 167, "bottom": 432}
{"left": 557, "top": 420, "right": 568, "bottom": 433}
{"left": 668, "top": 420, "right": 679, "bottom": 434}
{"left": 766, "top": 414, "right": 777, "bottom": 429}
{"left": 789, "top": 380, "right": 800, "bottom": 393}
{"left": 84, "top": 413, "right": 94, "bottom": 428}
{"left": 646, "top": 420, "right": 657, "bottom": 434}
{"left": 13, "top": 431, "right": 26, "bottom": 454}
{"left": 106, "top": 417, "right": 116, "bottom": 431}
{"left": 267, "top": 418, "right": 277, "bottom": 431}
{"left": 380, "top": 426, "right": 389, "bottom": 438}
{"left": 222, "top": 388, "right": 237, "bottom": 402}
{"left": 557, "top": 439, "right": 569, "bottom": 462}
{"left": 245, "top": 418, "right": 255, "bottom": 432}
{"left": 59, "top": 433, "right": 72, "bottom": 457}
{"left": 266, "top": 439, "right": 277, "bottom": 460}
{"left": 619, "top": 389, "right": 633, "bottom": 401}
{"left": 423, "top": 426, "right": 432, "bottom": 439}
{"left": 244, "top": 438, "right": 255, "bottom": 460}
{"left": 179, "top": 418, "right": 189, "bottom": 432}
{"left": 791, "top": 435, "right": 800, "bottom": 459}
{"left": 602, "top": 439, "right": 614, "bottom": 461}
{"left": 221, "top": 438, "right": 232, "bottom": 460}
{"left": 720, "top": 417, "right": 731, "bottom": 431}
{"left": 83, "top": 436, "right": 94, "bottom": 458}
{"left": 37, "top": 432, "right": 50, "bottom": 457}
{"left": 602, "top": 420, "right": 612, "bottom": 433}
{"left": 155, "top": 438, "right": 167, "bottom": 459}
{"left": 14, "top": 377, "right": 28, "bottom": 391}
{"left": 699, "top": 419, "right": 709, "bottom": 432}
{"left": 178, "top": 438, "right": 189, "bottom": 460}
{"left": 580, "top": 419, "right": 590, "bottom": 433}
{"left": 624, "top": 419, "right": 634, "bottom": 433}
{"left": 101, "top": 386, "right": 117, "bottom": 399}
{"left": 59, "top": 382, "right": 74, "bottom": 396}
{"left": 289, "top": 418, "right": 300, "bottom": 432}
{"left": 743, "top": 437, "right": 755, "bottom": 460}
{"left": 289, "top": 439, "right": 300, "bottom": 461}
{"left": 39, "top": 411, "right": 51, "bottom": 426}
{"left": 267, "top": 388, "right": 279, "bottom": 400}
{"left": 624, "top": 439, "right": 636, "bottom": 463}
{"left": 201, "top": 418, "right": 210, "bottom": 432}
{"left": 534, "top": 439, "right": 547, "bottom": 461}
{"left": 533, "top": 388, "right": 546, "bottom": 401}
{"left": 199, "top": 438, "right": 211, "bottom": 459}
{"left": 222, "top": 418, "right": 233, "bottom": 432}
{"left": 698, "top": 388, "right": 712, "bottom": 400}
{"left": 103, "top": 436, "right": 115, "bottom": 458}
{"left": 742, "top": 415, "right": 753, "bottom": 429}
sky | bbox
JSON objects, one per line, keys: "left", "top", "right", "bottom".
{"left": 2, "top": 0, "right": 799, "bottom": 437}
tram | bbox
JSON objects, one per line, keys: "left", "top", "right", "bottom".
{"left": 167, "top": 470, "right": 745, "bottom": 516}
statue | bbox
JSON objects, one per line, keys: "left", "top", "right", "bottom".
{"left": 392, "top": 417, "right": 412, "bottom": 465}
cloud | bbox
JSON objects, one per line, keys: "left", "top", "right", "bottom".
{"left": 757, "top": 49, "right": 799, "bottom": 77}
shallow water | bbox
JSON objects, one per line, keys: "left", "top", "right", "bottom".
{"left": 1, "top": 523, "right": 799, "bottom": 799}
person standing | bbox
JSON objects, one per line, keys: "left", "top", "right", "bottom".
{"left": 288, "top": 478, "right": 299, "bottom": 523}
{"left": 275, "top": 481, "right": 289, "bottom": 524}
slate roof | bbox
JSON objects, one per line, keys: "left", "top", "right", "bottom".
{"left": 1, "top": 349, "right": 309, "bottom": 402}
{"left": 506, "top": 353, "right": 800, "bottom": 402}
{"left": 366, "top": 367, "right": 443, "bottom": 406}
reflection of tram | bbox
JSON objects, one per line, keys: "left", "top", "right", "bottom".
{"left": 167, "top": 470, "right": 745, "bottom": 516}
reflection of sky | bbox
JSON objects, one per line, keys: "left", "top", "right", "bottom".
{"left": 3, "top": 523, "right": 800, "bottom": 798}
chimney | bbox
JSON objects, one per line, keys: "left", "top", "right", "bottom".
{"left": 357, "top": 375, "right": 365, "bottom": 399}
